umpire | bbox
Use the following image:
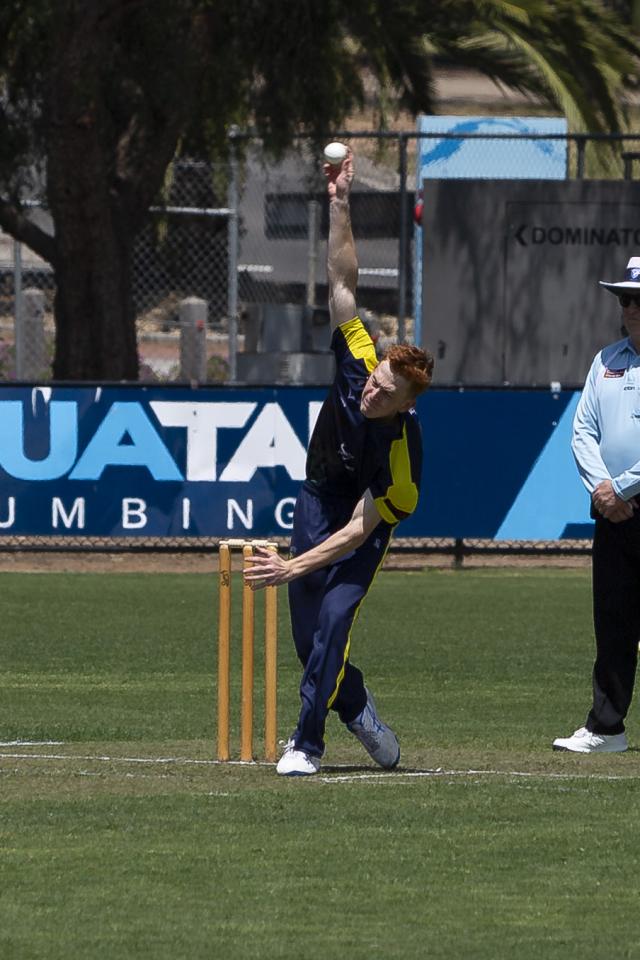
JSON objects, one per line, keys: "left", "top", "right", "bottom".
{"left": 554, "top": 256, "right": 640, "bottom": 753}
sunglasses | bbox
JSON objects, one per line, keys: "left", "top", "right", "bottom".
{"left": 618, "top": 293, "right": 640, "bottom": 308}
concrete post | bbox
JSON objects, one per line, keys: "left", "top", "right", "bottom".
{"left": 179, "top": 296, "right": 208, "bottom": 382}
{"left": 19, "top": 288, "right": 47, "bottom": 380}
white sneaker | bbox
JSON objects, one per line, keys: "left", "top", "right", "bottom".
{"left": 276, "top": 739, "right": 320, "bottom": 776}
{"left": 347, "top": 689, "right": 400, "bottom": 769}
{"left": 552, "top": 726, "right": 628, "bottom": 753}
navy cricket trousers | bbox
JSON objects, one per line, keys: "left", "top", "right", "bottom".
{"left": 288, "top": 483, "right": 393, "bottom": 758}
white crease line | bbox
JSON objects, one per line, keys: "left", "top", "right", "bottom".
{"left": 0, "top": 752, "right": 271, "bottom": 767}
{"left": 317, "top": 768, "right": 638, "bottom": 784}
{"left": 0, "top": 740, "right": 65, "bottom": 746}
{"left": 0, "top": 752, "right": 636, "bottom": 782}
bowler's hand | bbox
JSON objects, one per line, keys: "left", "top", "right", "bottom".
{"left": 592, "top": 479, "right": 636, "bottom": 523}
{"left": 324, "top": 150, "right": 353, "bottom": 202}
{"left": 244, "top": 546, "right": 292, "bottom": 589}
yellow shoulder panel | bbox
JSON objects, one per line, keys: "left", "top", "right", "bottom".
{"left": 338, "top": 317, "right": 378, "bottom": 374}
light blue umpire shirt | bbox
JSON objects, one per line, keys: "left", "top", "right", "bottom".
{"left": 572, "top": 336, "right": 640, "bottom": 500}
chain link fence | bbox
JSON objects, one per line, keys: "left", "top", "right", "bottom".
{"left": 0, "top": 535, "right": 593, "bottom": 567}
{"left": 2, "top": 130, "right": 640, "bottom": 384}
{"left": 231, "top": 134, "right": 407, "bottom": 382}
{"left": 0, "top": 209, "right": 55, "bottom": 381}
{"left": 1, "top": 129, "right": 636, "bottom": 556}
{"left": 133, "top": 159, "right": 232, "bottom": 382}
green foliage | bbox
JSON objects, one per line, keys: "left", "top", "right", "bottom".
{"left": 0, "top": 1, "right": 637, "bottom": 187}
{"left": 0, "top": 333, "right": 54, "bottom": 381}
{"left": 206, "top": 353, "right": 229, "bottom": 382}
{"left": 0, "top": 1, "right": 638, "bottom": 377}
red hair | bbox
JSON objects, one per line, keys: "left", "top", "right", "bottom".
{"left": 385, "top": 343, "right": 434, "bottom": 397}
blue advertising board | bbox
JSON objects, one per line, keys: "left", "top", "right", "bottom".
{"left": 0, "top": 385, "right": 592, "bottom": 539}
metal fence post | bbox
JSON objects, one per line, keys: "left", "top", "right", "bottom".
{"left": 20, "top": 288, "right": 46, "bottom": 380}
{"left": 227, "top": 127, "right": 240, "bottom": 382}
{"left": 576, "top": 137, "right": 586, "bottom": 179}
{"left": 306, "top": 199, "right": 320, "bottom": 307}
{"left": 622, "top": 152, "right": 640, "bottom": 181}
{"left": 13, "top": 239, "right": 24, "bottom": 377}
{"left": 397, "top": 133, "right": 409, "bottom": 344}
{"left": 179, "top": 296, "right": 208, "bottom": 383}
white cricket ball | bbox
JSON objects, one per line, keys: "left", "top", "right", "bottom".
{"left": 323, "top": 142, "right": 348, "bottom": 166}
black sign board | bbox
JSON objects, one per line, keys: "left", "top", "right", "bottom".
{"left": 421, "top": 179, "right": 640, "bottom": 385}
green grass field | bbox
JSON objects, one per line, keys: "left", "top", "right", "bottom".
{"left": 2, "top": 567, "right": 640, "bottom": 959}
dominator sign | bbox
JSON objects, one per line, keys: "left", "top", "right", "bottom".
{"left": 0, "top": 386, "right": 324, "bottom": 536}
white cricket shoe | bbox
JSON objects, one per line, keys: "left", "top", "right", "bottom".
{"left": 276, "top": 739, "right": 320, "bottom": 776}
{"left": 552, "top": 726, "right": 628, "bottom": 753}
{"left": 347, "top": 689, "right": 400, "bottom": 769}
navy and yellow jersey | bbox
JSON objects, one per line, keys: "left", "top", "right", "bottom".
{"left": 305, "top": 316, "right": 422, "bottom": 525}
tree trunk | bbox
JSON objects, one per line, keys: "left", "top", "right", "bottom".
{"left": 41, "top": 4, "right": 208, "bottom": 380}
{"left": 47, "top": 185, "right": 140, "bottom": 380}
{"left": 51, "top": 219, "right": 138, "bottom": 381}
{"left": 45, "top": 8, "right": 140, "bottom": 380}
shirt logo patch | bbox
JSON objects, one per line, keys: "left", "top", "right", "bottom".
{"left": 338, "top": 442, "right": 356, "bottom": 472}
{"left": 604, "top": 367, "right": 625, "bottom": 378}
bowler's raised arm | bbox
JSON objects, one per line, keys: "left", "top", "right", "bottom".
{"left": 325, "top": 151, "right": 357, "bottom": 330}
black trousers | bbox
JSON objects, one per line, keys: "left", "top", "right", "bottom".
{"left": 587, "top": 513, "right": 640, "bottom": 734}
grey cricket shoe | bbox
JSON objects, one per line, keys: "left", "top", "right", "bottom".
{"left": 552, "top": 726, "right": 628, "bottom": 753}
{"left": 347, "top": 689, "right": 400, "bottom": 769}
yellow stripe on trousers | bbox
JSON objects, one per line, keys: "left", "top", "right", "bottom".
{"left": 326, "top": 534, "right": 393, "bottom": 709}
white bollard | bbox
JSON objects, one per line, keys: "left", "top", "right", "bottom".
{"left": 179, "top": 296, "right": 208, "bottom": 383}
{"left": 18, "top": 288, "right": 47, "bottom": 381}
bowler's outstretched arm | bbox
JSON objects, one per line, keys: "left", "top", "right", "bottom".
{"left": 244, "top": 489, "right": 382, "bottom": 587}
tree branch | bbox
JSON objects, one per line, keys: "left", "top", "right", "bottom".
{"left": 112, "top": 12, "right": 208, "bottom": 225}
{"left": 0, "top": 198, "right": 57, "bottom": 266}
